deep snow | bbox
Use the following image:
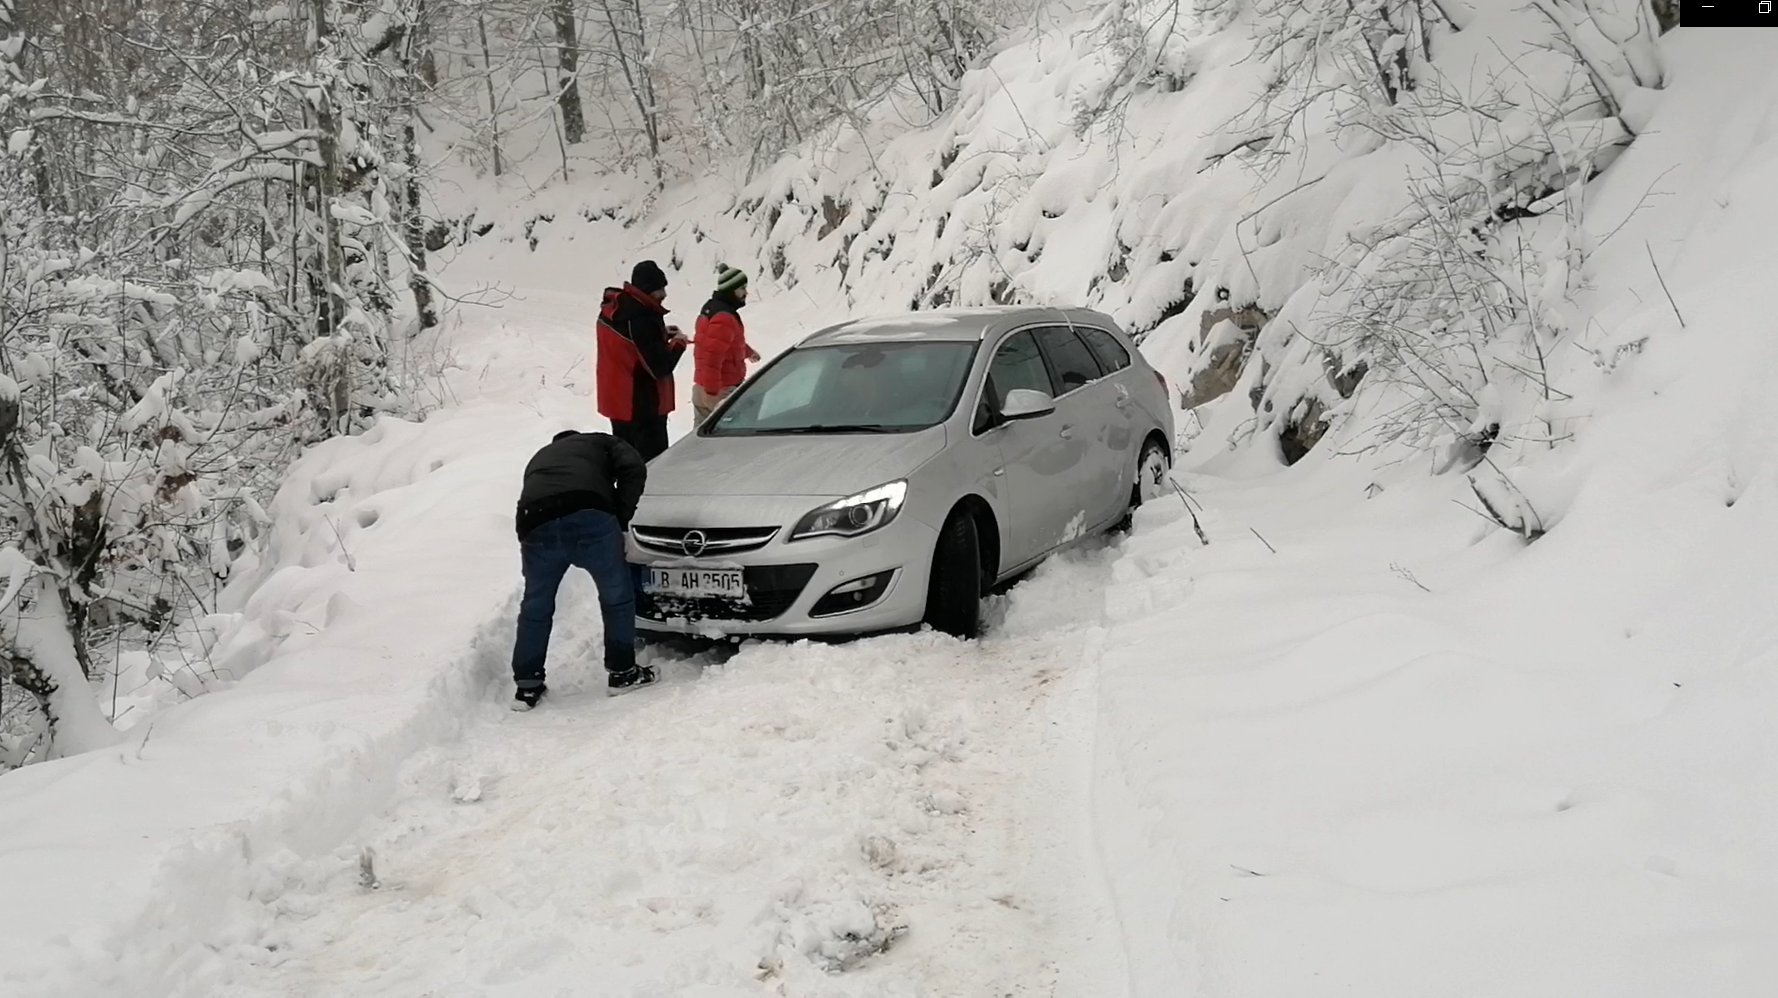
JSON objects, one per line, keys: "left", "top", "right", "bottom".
{"left": 199, "top": 550, "right": 1129, "bottom": 996}
{"left": 1095, "top": 29, "right": 1778, "bottom": 996}
{"left": 0, "top": 13, "right": 1774, "bottom": 998}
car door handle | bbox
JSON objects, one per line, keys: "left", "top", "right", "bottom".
{"left": 992, "top": 465, "right": 1005, "bottom": 477}
{"left": 1059, "top": 424, "right": 1074, "bottom": 440}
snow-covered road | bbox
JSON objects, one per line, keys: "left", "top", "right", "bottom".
{"left": 205, "top": 544, "right": 1130, "bottom": 996}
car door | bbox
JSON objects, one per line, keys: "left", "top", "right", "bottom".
{"left": 1073, "top": 324, "right": 1145, "bottom": 511}
{"left": 1032, "top": 325, "right": 1126, "bottom": 533}
{"left": 976, "top": 327, "right": 1080, "bottom": 570}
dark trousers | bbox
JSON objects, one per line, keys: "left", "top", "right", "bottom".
{"left": 610, "top": 416, "right": 670, "bottom": 462}
{"left": 512, "top": 509, "right": 636, "bottom": 690}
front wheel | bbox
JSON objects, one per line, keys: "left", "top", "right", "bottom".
{"left": 924, "top": 511, "right": 982, "bottom": 639}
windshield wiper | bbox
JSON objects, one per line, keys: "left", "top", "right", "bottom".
{"left": 778, "top": 423, "right": 897, "bottom": 434}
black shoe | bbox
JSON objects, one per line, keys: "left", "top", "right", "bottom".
{"left": 607, "top": 666, "right": 658, "bottom": 696}
{"left": 512, "top": 685, "right": 547, "bottom": 711}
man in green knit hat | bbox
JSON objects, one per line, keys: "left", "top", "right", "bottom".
{"left": 692, "top": 262, "right": 761, "bottom": 426}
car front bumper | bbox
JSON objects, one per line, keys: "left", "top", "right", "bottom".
{"left": 626, "top": 497, "right": 940, "bottom": 639}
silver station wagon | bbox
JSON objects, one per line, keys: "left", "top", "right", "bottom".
{"left": 627, "top": 306, "right": 1175, "bottom": 641}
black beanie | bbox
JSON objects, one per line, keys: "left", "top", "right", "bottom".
{"left": 631, "top": 260, "right": 668, "bottom": 293}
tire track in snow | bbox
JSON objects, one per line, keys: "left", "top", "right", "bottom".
{"left": 204, "top": 541, "right": 1131, "bottom": 997}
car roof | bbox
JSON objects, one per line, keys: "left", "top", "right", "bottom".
{"left": 798, "top": 306, "right": 1121, "bottom": 346}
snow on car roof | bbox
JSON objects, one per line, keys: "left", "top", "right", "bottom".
{"left": 799, "top": 306, "right": 1099, "bottom": 345}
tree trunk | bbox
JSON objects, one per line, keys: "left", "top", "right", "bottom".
{"left": 551, "top": 0, "right": 587, "bottom": 144}
{"left": 737, "top": 0, "right": 765, "bottom": 95}
{"left": 402, "top": 1, "right": 439, "bottom": 330}
{"left": 403, "top": 133, "right": 437, "bottom": 330}
{"left": 7, "top": 576, "right": 124, "bottom": 758}
{"left": 600, "top": 0, "right": 661, "bottom": 177}
{"left": 0, "top": 409, "right": 123, "bottom": 759}
{"left": 310, "top": 0, "right": 353, "bottom": 434}
{"left": 1649, "top": 0, "right": 1678, "bottom": 32}
{"left": 478, "top": 12, "right": 505, "bottom": 175}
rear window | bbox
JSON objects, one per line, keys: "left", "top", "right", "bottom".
{"left": 1077, "top": 326, "right": 1132, "bottom": 373}
{"left": 1035, "top": 326, "right": 1103, "bottom": 394}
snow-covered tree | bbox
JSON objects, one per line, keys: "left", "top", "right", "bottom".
{"left": 435, "top": 0, "right": 1016, "bottom": 184}
{"left": 0, "top": 0, "right": 446, "bottom": 766}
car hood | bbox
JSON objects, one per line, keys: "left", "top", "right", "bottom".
{"left": 646, "top": 427, "right": 947, "bottom": 498}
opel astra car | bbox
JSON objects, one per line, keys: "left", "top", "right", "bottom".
{"left": 626, "top": 306, "right": 1175, "bottom": 641}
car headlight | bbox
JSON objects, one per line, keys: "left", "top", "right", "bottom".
{"left": 789, "top": 480, "right": 909, "bottom": 541}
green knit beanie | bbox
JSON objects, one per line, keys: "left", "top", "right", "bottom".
{"left": 715, "top": 262, "right": 749, "bottom": 296}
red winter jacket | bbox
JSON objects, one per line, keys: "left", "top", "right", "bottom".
{"left": 596, "top": 284, "right": 684, "bottom": 422}
{"left": 693, "top": 294, "right": 748, "bottom": 393}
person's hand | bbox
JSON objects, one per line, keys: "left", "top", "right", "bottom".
{"left": 745, "top": 346, "right": 762, "bottom": 362}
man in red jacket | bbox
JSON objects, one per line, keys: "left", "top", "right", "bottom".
{"left": 691, "top": 263, "right": 761, "bottom": 427}
{"left": 596, "top": 260, "right": 687, "bottom": 461}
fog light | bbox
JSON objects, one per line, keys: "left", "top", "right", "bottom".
{"left": 810, "top": 570, "right": 895, "bottom": 617}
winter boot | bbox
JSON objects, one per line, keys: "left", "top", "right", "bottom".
{"left": 512, "top": 685, "right": 547, "bottom": 711}
{"left": 607, "top": 666, "right": 658, "bottom": 696}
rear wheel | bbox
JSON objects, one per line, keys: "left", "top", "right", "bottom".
{"left": 1136, "top": 438, "right": 1171, "bottom": 504}
{"left": 1112, "top": 438, "right": 1172, "bottom": 534}
{"left": 924, "top": 510, "right": 983, "bottom": 639}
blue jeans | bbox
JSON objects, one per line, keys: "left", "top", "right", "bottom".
{"left": 512, "top": 509, "right": 635, "bottom": 689}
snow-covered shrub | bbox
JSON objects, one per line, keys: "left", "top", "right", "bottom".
{"left": 1094, "top": 0, "right": 1668, "bottom": 475}
{"left": 1262, "top": 66, "right": 1624, "bottom": 466}
{"left": 0, "top": 0, "right": 445, "bottom": 765}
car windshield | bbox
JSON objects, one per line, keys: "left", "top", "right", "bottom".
{"left": 705, "top": 340, "right": 978, "bottom": 435}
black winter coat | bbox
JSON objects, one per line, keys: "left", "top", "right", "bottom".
{"left": 597, "top": 285, "right": 685, "bottom": 423}
{"left": 515, "top": 432, "right": 648, "bottom": 540}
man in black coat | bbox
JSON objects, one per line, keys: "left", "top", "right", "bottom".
{"left": 510, "top": 429, "right": 653, "bottom": 710}
{"left": 596, "top": 260, "right": 688, "bottom": 462}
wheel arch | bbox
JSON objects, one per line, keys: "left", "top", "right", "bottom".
{"left": 947, "top": 493, "right": 1000, "bottom": 586}
{"left": 1142, "top": 428, "right": 1173, "bottom": 464}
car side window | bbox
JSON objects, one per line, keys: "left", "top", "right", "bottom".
{"left": 975, "top": 330, "right": 1052, "bottom": 433}
{"left": 1078, "top": 326, "right": 1132, "bottom": 373}
{"left": 1034, "top": 326, "right": 1103, "bottom": 395}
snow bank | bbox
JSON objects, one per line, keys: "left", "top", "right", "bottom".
{"left": 1090, "top": 30, "right": 1778, "bottom": 996}
{"left": 0, "top": 319, "right": 595, "bottom": 995}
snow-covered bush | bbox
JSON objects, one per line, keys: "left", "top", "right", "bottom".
{"left": 0, "top": 0, "right": 446, "bottom": 765}
{"left": 1037, "top": 0, "right": 1671, "bottom": 483}
{"left": 1235, "top": 30, "right": 1625, "bottom": 463}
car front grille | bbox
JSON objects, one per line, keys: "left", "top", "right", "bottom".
{"left": 636, "top": 563, "right": 818, "bottom": 624}
{"left": 631, "top": 524, "right": 780, "bottom": 557}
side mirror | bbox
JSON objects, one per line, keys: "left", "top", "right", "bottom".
{"left": 1000, "top": 388, "right": 1057, "bottom": 422}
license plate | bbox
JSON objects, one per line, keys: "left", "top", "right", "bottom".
{"left": 645, "top": 567, "right": 747, "bottom": 601}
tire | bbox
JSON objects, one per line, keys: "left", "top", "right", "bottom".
{"left": 1112, "top": 438, "right": 1172, "bottom": 534}
{"left": 1135, "top": 438, "right": 1172, "bottom": 505}
{"left": 924, "top": 510, "right": 983, "bottom": 639}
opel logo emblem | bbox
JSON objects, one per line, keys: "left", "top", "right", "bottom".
{"left": 681, "top": 530, "right": 708, "bottom": 558}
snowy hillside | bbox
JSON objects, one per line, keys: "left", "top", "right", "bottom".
{"left": 2, "top": 2, "right": 1774, "bottom": 996}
